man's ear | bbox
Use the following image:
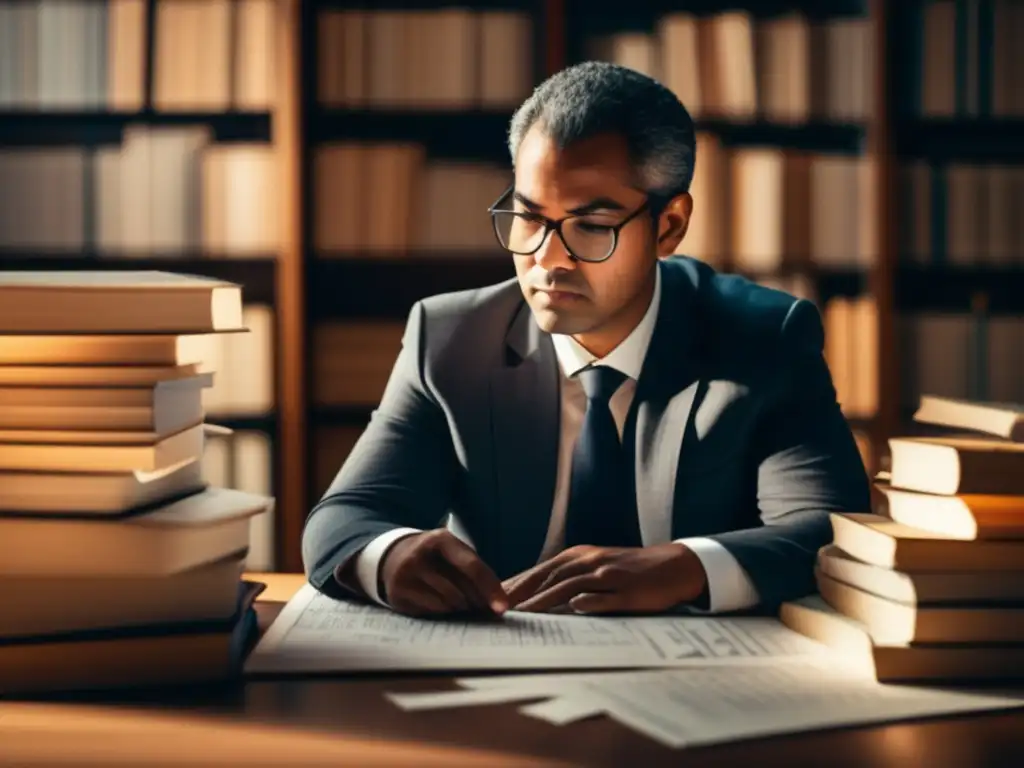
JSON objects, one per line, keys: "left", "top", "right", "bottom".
{"left": 656, "top": 193, "right": 693, "bottom": 257}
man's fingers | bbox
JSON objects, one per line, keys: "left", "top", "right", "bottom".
{"left": 416, "top": 567, "right": 470, "bottom": 613}
{"left": 568, "top": 591, "right": 628, "bottom": 614}
{"left": 514, "top": 573, "right": 608, "bottom": 613}
{"left": 504, "top": 550, "right": 577, "bottom": 605}
{"left": 390, "top": 583, "right": 455, "bottom": 617}
{"left": 436, "top": 535, "right": 509, "bottom": 613}
{"left": 531, "top": 558, "right": 597, "bottom": 597}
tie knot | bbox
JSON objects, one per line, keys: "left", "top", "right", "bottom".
{"left": 576, "top": 365, "right": 627, "bottom": 403}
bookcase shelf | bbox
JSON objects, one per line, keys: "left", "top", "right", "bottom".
{"left": 209, "top": 414, "right": 278, "bottom": 434}
{"left": 308, "top": 255, "right": 516, "bottom": 320}
{"left": 0, "top": 255, "right": 278, "bottom": 306}
{"left": 0, "top": 112, "right": 273, "bottom": 146}
{"left": 311, "top": 405, "right": 375, "bottom": 426}
{"left": 894, "top": 120, "right": 1024, "bottom": 162}
{"left": 694, "top": 121, "right": 865, "bottom": 153}
{"left": 310, "top": 109, "right": 515, "bottom": 162}
{"left": 894, "top": 266, "right": 1024, "bottom": 315}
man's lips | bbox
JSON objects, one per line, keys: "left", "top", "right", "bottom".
{"left": 535, "top": 287, "right": 582, "bottom": 299}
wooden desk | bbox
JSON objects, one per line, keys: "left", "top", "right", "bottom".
{"left": 2, "top": 573, "right": 1023, "bottom": 767}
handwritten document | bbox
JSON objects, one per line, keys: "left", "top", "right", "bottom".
{"left": 388, "top": 662, "right": 1024, "bottom": 749}
{"left": 245, "top": 584, "right": 825, "bottom": 674}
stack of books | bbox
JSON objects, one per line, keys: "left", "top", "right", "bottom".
{"left": 0, "top": 271, "right": 274, "bottom": 696}
{"left": 781, "top": 395, "right": 1024, "bottom": 683}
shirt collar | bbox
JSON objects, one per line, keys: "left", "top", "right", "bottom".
{"left": 551, "top": 265, "right": 661, "bottom": 381}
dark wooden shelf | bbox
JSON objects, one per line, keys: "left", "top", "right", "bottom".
{"left": 894, "top": 119, "right": 1024, "bottom": 162}
{"left": 310, "top": 404, "right": 375, "bottom": 426}
{"left": 310, "top": 109, "right": 515, "bottom": 161}
{"left": 0, "top": 111, "right": 272, "bottom": 145}
{"left": 736, "top": 265, "right": 869, "bottom": 301}
{"left": 894, "top": 265, "right": 1024, "bottom": 314}
{"left": 208, "top": 413, "right": 278, "bottom": 433}
{"left": 694, "top": 120, "right": 865, "bottom": 153}
{"left": 0, "top": 253, "right": 278, "bottom": 304}
{"left": 315, "top": 0, "right": 533, "bottom": 8}
{"left": 308, "top": 253, "right": 516, "bottom": 319}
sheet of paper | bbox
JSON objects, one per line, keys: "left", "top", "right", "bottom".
{"left": 245, "top": 584, "right": 826, "bottom": 674}
{"left": 386, "top": 688, "right": 552, "bottom": 711}
{"left": 575, "top": 661, "right": 1024, "bottom": 749}
{"left": 519, "top": 696, "right": 605, "bottom": 726}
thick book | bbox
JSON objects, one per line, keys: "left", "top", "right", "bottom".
{"left": 0, "top": 552, "right": 246, "bottom": 638}
{"left": 0, "top": 334, "right": 210, "bottom": 366}
{"left": 0, "top": 271, "right": 244, "bottom": 334}
{"left": 913, "top": 395, "right": 1024, "bottom": 443}
{"left": 0, "top": 363, "right": 201, "bottom": 386}
{"left": 0, "top": 580, "right": 264, "bottom": 696}
{"left": 0, "top": 457, "right": 205, "bottom": 515}
{"left": 830, "top": 513, "right": 1024, "bottom": 571}
{"left": 888, "top": 435, "right": 1024, "bottom": 496}
{"left": 0, "top": 486, "right": 271, "bottom": 577}
{"left": 817, "top": 544, "right": 1024, "bottom": 605}
{"left": 816, "top": 570, "right": 1024, "bottom": 644}
{"left": 876, "top": 482, "right": 1024, "bottom": 540}
{"left": 0, "top": 372, "right": 211, "bottom": 434}
{"left": 780, "top": 595, "right": 1024, "bottom": 683}
{"left": 0, "top": 421, "right": 204, "bottom": 473}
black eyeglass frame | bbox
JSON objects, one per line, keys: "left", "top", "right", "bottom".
{"left": 487, "top": 184, "right": 653, "bottom": 264}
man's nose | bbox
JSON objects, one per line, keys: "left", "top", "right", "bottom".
{"left": 532, "top": 226, "right": 574, "bottom": 271}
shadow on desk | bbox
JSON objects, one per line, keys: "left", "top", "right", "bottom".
{"left": 2, "top": 573, "right": 1023, "bottom": 767}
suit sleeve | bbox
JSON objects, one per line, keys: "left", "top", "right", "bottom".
{"left": 301, "top": 301, "right": 459, "bottom": 596}
{"left": 704, "top": 298, "right": 872, "bottom": 611}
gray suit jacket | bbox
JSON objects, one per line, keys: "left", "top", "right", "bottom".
{"left": 303, "top": 256, "right": 871, "bottom": 611}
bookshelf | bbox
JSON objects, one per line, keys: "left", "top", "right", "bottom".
{"left": 0, "top": 0, "right": 296, "bottom": 572}
{"left": 4, "top": 0, "right": 1021, "bottom": 573}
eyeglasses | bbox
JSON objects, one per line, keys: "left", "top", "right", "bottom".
{"left": 487, "top": 185, "right": 650, "bottom": 263}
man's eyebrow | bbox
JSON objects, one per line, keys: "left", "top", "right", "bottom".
{"left": 512, "top": 192, "right": 627, "bottom": 214}
{"left": 567, "top": 197, "right": 627, "bottom": 215}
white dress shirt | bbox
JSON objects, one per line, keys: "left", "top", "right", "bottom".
{"left": 353, "top": 267, "right": 760, "bottom": 613}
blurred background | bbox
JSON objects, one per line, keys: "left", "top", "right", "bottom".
{"left": 0, "top": 0, "right": 1021, "bottom": 573}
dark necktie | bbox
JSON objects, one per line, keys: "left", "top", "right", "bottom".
{"left": 563, "top": 365, "right": 643, "bottom": 549}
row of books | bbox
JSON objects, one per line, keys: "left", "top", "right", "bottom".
{"left": 315, "top": 144, "right": 508, "bottom": 253}
{"left": 0, "top": 0, "right": 275, "bottom": 111}
{"left": 819, "top": 300, "right": 1024, "bottom": 425}
{"left": 592, "top": 11, "right": 872, "bottom": 124}
{"left": 918, "top": 0, "right": 1023, "bottom": 119}
{"left": 900, "top": 312, "right": 1024, "bottom": 411}
{"left": 317, "top": 8, "right": 533, "bottom": 110}
{"left": 311, "top": 137, "right": 875, "bottom": 266}
{"left": 899, "top": 162, "right": 1024, "bottom": 267}
{"left": 0, "top": 269, "right": 274, "bottom": 695}
{"left": 687, "top": 134, "right": 875, "bottom": 272}
{"left": 782, "top": 394, "right": 1024, "bottom": 682}
{"left": 0, "top": 130, "right": 277, "bottom": 253}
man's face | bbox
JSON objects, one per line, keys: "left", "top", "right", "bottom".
{"left": 510, "top": 124, "right": 683, "bottom": 341}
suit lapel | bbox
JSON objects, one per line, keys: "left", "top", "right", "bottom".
{"left": 633, "top": 260, "right": 703, "bottom": 544}
{"left": 489, "top": 302, "right": 560, "bottom": 579}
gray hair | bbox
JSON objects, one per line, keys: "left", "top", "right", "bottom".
{"left": 507, "top": 61, "right": 696, "bottom": 200}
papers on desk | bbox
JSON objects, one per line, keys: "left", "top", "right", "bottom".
{"left": 387, "top": 662, "right": 1024, "bottom": 750}
{"left": 244, "top": 584, "right": 827, "bottom": 674}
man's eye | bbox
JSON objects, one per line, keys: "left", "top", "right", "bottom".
{"left": 576, "top": 222, "right": 614, "bottom": 234}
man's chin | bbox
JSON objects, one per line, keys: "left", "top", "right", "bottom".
{"left": 528, "top": 305, "right": 595, "bottom": 336}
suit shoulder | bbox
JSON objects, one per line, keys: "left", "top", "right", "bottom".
{"left": 405, "top": 277, "right": 522, "bottom": 370}
{"left": 667, "top": 257, "right": 823, "bottom": 361}
{"left": 414, "top": 277, "right": 520, "bottom": 334}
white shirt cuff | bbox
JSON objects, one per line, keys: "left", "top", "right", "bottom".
{"left": 354, "top": 527, "right": 423, "bottom": 606}
{"left": 673, "top": 537, "right": 760, "bottom": 613}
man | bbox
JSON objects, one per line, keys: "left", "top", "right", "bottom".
{"left": 303, "top": 61, "right": 871, "bottom": 619}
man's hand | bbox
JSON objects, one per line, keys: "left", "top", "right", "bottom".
{"left": 380, "top": 529, "right": 509, "bottom": 618}
{"left": 502, "top": 543, "right": 707, "bottom": 614}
